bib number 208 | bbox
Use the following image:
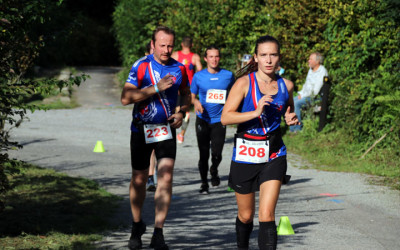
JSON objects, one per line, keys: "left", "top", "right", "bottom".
{"left": 235, "top": 139, "right": 269, "bottom": 163}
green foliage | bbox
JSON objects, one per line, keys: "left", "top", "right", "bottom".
{"left": 0, "top": 0, "right": 87, "bottom": 211}
{"left": 112, "top": 0, "right": 399, "bottom": 153}
{"left": 0, "top": 160, "right": 120, "bottom": 248}
{"left": 113, "top": 0, "right": 168, "bottom": 66}
{"left": 284, "top": 129, "right": 400, "bottom": 190}
{"left": 321, "top": 0, "right": 400, "bottom": 144}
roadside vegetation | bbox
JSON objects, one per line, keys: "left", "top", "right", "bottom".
{"left": 0, "top": 160, "right": 121, "bottom": 249}
{"left": 114, "top": 0, "right": 399, "bottom": 187}
{"left": 283, "top": 117, "right": 400, "bottom": 190}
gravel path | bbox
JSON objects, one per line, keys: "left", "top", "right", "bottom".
{"left": 8, "top": 67, "right": 400, "bottom": 249}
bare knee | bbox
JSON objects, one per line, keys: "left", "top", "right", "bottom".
{"left": 157, "top": 159, "right": 174, "bottom": 185}
{"left": 131, "top": 171, "right": 147, "bottom": 188}
{"left": 157, "top": 169, "right": 173, "bottom": 185}
{"left": 259, "top": 209, "right": 275, "bottom": 222}
{"left": 238, "top": 210, "right": 254, "bottom": 224}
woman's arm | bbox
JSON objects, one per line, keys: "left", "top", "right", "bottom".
{"left": 282, "top": 78, "right": 300, "bottom": 125}
{"left": 221, "top": 76, "right": 273, "bottom": 125}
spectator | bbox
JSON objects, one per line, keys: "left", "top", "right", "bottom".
{"left": 290, "top": 52, "right": 328, "bottom": 132}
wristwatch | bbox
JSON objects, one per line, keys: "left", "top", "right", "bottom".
{"left": 178, "top": 110, "right": 186, "bottom": 118}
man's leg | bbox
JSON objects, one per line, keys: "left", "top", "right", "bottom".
{"left": 291, "top": 97, "right": 309, "bottom": 132}
{"left": 130, "top": 169, "right": 149, "bottom": 222}
{"left": 195, "top": 117, "right": 211, "bottom": 193}
{"left": 129, "top": 131, "right": 152, "bottom": 249}
{"left": 209, "top": 122, "right": 226, "bottom": 186}
{"left": 147, "top": 150, "right": 157, "bottom": 191}
{"left": 150, "top": 157, "right": 174, "bottom": 250}
{"left": 177, "top": 112, "right": 190, "bottom": 143}
{"left": 153, "top": 157, "right": 175, "bottom": 228}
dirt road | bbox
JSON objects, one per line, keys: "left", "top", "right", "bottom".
{"left": 9, "top": 67, "right": 400, "bottom": 249}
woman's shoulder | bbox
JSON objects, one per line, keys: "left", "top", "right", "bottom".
{"left": 235, "top": 74, "right": 250, "bottom": 86}
{"left": 280, "top": 77, "right": 294, "bottom": 92}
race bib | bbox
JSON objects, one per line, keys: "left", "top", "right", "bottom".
{"left": 206, "top": 89, "right": 227, "bottom": 104}
{"left": 144, "top": 123, "right": 172, "bottom": 144}
{"left": 235, "top": 138, "right": 269, "bottom": 163}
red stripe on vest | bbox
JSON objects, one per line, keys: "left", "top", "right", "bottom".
{"left": 137, "top": 62, "right": 148, "bottom": 88}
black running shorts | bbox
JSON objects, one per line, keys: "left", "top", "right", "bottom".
{"left": 228, "top": 156, "right": 287, "bottom": 194}
{"left": 130, "top": 127, "right": 177, "bottom": 170}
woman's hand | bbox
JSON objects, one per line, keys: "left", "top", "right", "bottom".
{"left": 284, "top": 106, "right": 300, "bottom": 126}
{"left": 254, "top": 95, "right": 273, "bottom": 117}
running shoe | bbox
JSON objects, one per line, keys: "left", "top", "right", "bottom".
{"left": 199, "top": 183, "right": 210, "bottom": 194}
{"left": 150, "top": 232, "right": 169, "bottom": 250}
{"left": 147, "top": 177, "right": 156, "bottom": 192}
{"left": 128, "top": 220, "right": 146, "bottom": 250}
{"left": 211, "top": 175, "right": 220, "bottom": 187}
{"left": 177, "top": 133, "right": 184, "bottom": 144}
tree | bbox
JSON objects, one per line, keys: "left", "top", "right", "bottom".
{"left": 0, "top": 0, "right": 87, "bottom": 212}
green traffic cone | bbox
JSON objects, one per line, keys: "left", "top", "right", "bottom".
{"left": 277, "top": 216, "right": 295, "bottom": 235}
{"left": 93, "top": 140, "right": 105, "bottom": 153}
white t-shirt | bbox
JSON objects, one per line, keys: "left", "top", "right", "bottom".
{"left": 298, "top": 65, "right": 328, "bottom": 98}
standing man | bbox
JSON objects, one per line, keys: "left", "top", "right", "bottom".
{"left": 121, "top": 26, "right": 191, "bottom": 250}
{"left": 171, "top": 37, "right": 202, "bottom": 143}
{"left": 290, "top": 52, "right": 328, "bottom": 132}
{"left": 191, "top": 45, "right": 235, "bottom": 194}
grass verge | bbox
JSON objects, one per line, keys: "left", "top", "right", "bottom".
{"left": 0, "top": 160, "right": 121, "bottom": 249}
{"left": 283, "top": 119, "right": 400, "bottom": 190}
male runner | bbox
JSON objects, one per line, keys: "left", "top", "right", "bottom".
{"left": 171, "top": 37, "right": 202, "bottom": 143}
{"left": 121, "top": 26, "right": 191, "bottom": 250}
{"left": 191, "top": 45, "right": 235, "bottom": 194}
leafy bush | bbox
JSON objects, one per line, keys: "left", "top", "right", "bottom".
{"left": 0, "top": 0, "right": 87, "bottom": 211}
{"left": 113, "top": 0, "right": 399, "bottom": 151}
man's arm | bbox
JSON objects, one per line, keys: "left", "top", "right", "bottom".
{"left": 298, "top": 69, "right": 312, "bottom": 99}
{"left": 120, "top": 75, "right": 175, "bottom": 105}
{"left": 191, "top": 93, "right": 204, "bottom": 114}
{"left": 193, "top": 53, "right": 202, "bottom": 72}
{"left": 171, "top": 51, "right": 179, "bottom": 61}
{"left": 312, "top": 66, "right": 328, "bottom": 96}
{"left": 179, "top": 84, "right": 191, "bottom": 113}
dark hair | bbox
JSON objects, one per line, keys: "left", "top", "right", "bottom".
{"left": 145, "top": 41, "right": 152, "bottom": 54}
{"left": 236, "top": 35, "right": 280, "bottom": 78}
{"left": 182, "top": 36, "right": 192, "bottom": 48}
{"left": 152, "top": 26, "right": 175, "bottom": 44}
{"left": 204, "top": 45, "right": 220, "bottom": 58}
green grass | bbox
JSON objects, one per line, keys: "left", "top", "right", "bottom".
{"left": 0, "top": 161, "right": 121, "bottom": 249}
{"left": 29, "top": 97, "right": 80, "bottom": 110}
{"left": 283, "top": 119, "right": 400, "bottom": 190}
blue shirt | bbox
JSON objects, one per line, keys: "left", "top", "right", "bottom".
{"left": 191, "top": 68, "right": 235, "bottom": 124}
{"left": 233, "top": 72, "right": 289, "bottom": 163}
{"left": 126, "top": 54, "right": 188, "bottom": 132}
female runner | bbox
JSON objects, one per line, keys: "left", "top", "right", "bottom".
{"left": 221, "top": 35, "right": 299, "bottom": 250}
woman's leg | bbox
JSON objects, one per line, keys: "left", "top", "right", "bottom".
{"left": 235, "top": 192, "right": 255, "bottom": 249}
{"left": 258, "top": 180, "right": 282, "bottom": 250}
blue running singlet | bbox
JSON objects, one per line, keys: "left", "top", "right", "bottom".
{"left": 126, "top": 54, "right": 189, "bottom": 132}
{"left": 233, "top": 72, "right": 289, "bottom": 163}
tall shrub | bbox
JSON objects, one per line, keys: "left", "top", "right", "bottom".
{"left": 0, "top": 0, "right": 86, "bottom": 212}
{"left": 320, "top": 0, "right": 400, "bottom": 145}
